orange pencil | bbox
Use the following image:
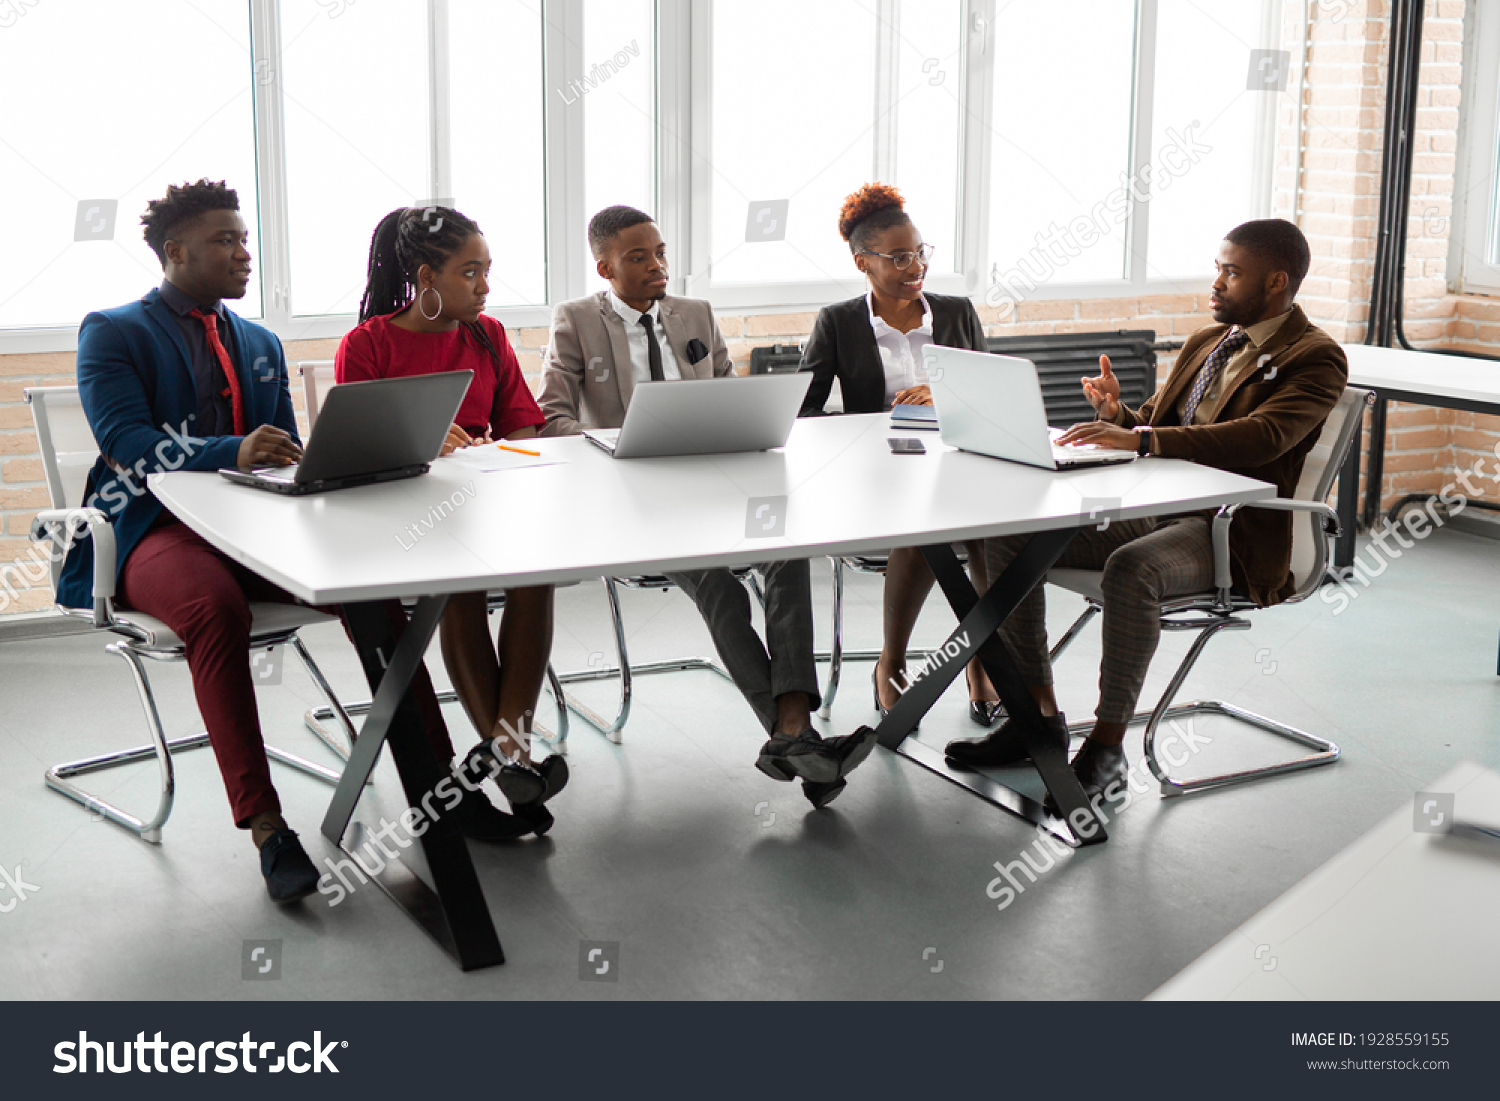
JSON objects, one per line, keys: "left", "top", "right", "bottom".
{"left": 497, "top": 444, "right": 541, "bottom": 457}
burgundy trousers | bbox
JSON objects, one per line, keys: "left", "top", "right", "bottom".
{"left": 118, "top": 517, "right": 457, "bottom": 827}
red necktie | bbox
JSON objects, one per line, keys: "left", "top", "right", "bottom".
{"left": 189, "top": 307, "right": 247, "bottom": 434}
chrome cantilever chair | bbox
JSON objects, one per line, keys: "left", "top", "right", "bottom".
{"left": 1045, "top": 385, "right": 1372, "bottom": 796}
{"left": 294, "top": 361, "right": 573, "bottom": 753}
{"left": 25, "top": 386, "right": 359, "bottom": 843}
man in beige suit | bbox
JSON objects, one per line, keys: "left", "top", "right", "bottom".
{"left": 539, "top": 206, "right": 875, "bottom": 808}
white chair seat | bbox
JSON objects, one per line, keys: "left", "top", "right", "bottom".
{"left": 1046, "top": 568, "right": 1106, "bottom": 603}
{"left": 111, "top": 604, "right": 341, "bottom": 650}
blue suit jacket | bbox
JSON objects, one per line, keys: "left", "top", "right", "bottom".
{"left": 57, "top": 288, "right": 299, "bottom": 609}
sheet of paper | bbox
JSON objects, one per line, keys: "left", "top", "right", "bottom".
{"left": 440, "top": 445, "right": 564, "bottom": 473}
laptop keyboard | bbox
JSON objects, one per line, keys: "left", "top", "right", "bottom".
{"left": 254, "top": 464, "right": 298, "bottom": 481}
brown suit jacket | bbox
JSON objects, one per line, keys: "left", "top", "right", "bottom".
{"left": 537, "top": 292, "right": 733, "bottom": 435}
{"left": 1118, "top": 304, "right": 1348, "bottom": 606}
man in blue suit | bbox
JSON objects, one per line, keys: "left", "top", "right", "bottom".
{"left": 59, "top": 180, "right": 321, "bottom": 900}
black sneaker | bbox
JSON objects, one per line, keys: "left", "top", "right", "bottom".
{"left": 944, "top": 713, "right": 1069, "bottom": 770}
{"left": 756, "top": 729, "right": 840, "bottom": 783}
{"left": 259, "top": 828, "right": 320, "bottom": 903}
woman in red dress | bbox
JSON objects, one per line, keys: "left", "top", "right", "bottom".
{"left": 339, "top": 206, "right": 565, "bottom": 833}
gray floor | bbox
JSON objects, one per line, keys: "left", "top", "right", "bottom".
{"left": 2, "top": 526, "right": 1496, "bottom": 1001}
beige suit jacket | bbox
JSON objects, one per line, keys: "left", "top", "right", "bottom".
{"left": 538, "top": 291, "right": 734, "bottom": 436}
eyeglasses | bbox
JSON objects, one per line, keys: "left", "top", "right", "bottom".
{"left": 858, "top": 243, "right": 935, "bottom": 270}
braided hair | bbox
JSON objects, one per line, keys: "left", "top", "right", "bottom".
{"left": 837, "top": 182, "right": 911, "bottom": 256}
{"left": 357, "top": 206, "right": 507, "bottom": 370}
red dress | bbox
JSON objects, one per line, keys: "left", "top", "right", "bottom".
{"left": 336, "top": 312, "right": 543, "bottom": 438}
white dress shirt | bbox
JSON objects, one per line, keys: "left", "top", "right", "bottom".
{"left": 867, "top": 292, "right": 934, "bottom": 405}
{"left": 609, "top": 290, "right": 683, "bottom": 384}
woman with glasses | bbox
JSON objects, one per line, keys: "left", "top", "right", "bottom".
{"left": 799, "top": 183, "right": 1001, "bottom": 727}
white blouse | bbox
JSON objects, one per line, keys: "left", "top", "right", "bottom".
{"left": 867, "top": 291, "right": 934, "bottom": 406}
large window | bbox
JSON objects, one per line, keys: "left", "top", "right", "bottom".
{"left": 702, "top": 0, "right": 964, "bottom": 298}
{"left": 0, "top": 0, "right": 1283, "bottom": 347}
{"left": 1455, "top": 0, "right": 1500, "bottom": 296}
{"left": 0, "top": 0, "right": 260, "bottom": 330}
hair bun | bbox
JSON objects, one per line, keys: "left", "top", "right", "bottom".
{"left": 838, "top": 183, "right": 905, "bottom": 241}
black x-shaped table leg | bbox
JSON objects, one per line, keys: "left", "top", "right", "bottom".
{"left": 871, "top": 527, "right": 1107, "bottom": 846}
{"left": 321, "top": 596, "right": 504, "bottom": 970}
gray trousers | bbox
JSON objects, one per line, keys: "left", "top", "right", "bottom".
{"left": 666, "top": 559, "right": 820, "bottom": 733}
{"left": 983, "top": 516, "right": 1215, "bottom": 723}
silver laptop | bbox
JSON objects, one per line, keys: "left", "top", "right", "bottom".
{"left": 926, "top": 346, "right": 1137, "bottom": 470}
{"left": 220, "top": 371, "right": 472, "bottom": 495}
{"left": 583, "top": 373, "right": 813, "bottom": 459}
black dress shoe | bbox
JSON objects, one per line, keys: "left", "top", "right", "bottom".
{"left": 510, "top": 802, "right": 555, "bottom": 837}
{"left": 451, "top": 788, "right": 535, "bottom": 841}
{"left": 259, "top": 828, "right": 320, "bottom": 903}
{"left": 756, "top": 729, "right": 840, "bottom": 783}
{"left": 824, "top": 726, "right": 879, "bottom": 779}
{"left": 968, "top": 700, "right": 1002, "bottom": 727}
{"left": 462, "top": 743, "right": 568, "bottom": 810}
{"left": 944, "top": 713, "right": 1069, "bottom": 769}
{"left": 1044, "top": 740, "right": 1129, "bottom": 814}
{"left": 802, "top": 779, "right": 846, "bottom": 809}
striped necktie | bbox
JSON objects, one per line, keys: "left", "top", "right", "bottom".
{"left": 1181, "top": 328, "right": 1251, "bottom": 425}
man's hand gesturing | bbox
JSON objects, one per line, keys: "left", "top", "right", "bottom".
{"left": 1082, "top": 354, "right": 1121, "bottom": 421}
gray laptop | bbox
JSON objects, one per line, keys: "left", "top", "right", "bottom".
{"left": 926, "top": 346, "right": 1137, "bottom": 470}
{"left": 220, "top": 371, "right": 472, "bottom": 495}
{"left": 583, "top": 373, "right": 813, "bottom": 459}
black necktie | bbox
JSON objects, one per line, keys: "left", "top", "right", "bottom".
{"left": 638, "top": 313, "right": 665, "bottom": 382}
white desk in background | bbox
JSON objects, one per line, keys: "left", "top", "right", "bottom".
{"left": 151, "top": 413, "right": 1272, "bottom": 970}
{"left": 1339, "top": 344, "right": 1500, "bottom": 671}
{"left": 1338, "top": 342, "right": 1500, "bottom": 559}
{"left": 1151, "top": 760, "right": 1500, "bottom": 1000}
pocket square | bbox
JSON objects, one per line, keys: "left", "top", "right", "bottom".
{"left": 685, "top": 337, "right": 709, "bottom": 365}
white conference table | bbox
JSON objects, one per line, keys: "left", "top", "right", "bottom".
{"left": 151, "top": 412, "right": 1273, "bottom": 969}
{"left": 1337, "top": 343, "right": 1500, "bottom": 569}
{"left": 1150, "top": 760, "right": 1500, "bottom": 1000}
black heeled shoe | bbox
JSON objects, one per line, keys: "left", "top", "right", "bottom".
{"left": 872, "top": 668, "right": 918, "bottom": 729}
{"left": 968, "top": 700, "right": 1002, "bottom": 727}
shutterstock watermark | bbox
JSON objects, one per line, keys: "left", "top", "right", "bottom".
{"left": 1318, "top": 449, "right": 1500, "bottom": 616}
{"left": 316, "top": 731, "right": 526, "bottom": 906}
{"left": 983, "top": 121, "right": 1211, "bottom": 319}
{"left": 984, "top": 719, "right": 1213, "bottom": 911}
{"left": 0, "top": 859, "right": 40, "bottom": 913}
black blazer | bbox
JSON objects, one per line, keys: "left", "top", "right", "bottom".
{"left": 798, "top": 293, "right": 988, "bottom": 416}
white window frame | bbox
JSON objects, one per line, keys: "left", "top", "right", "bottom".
{"left": 1452, "top": 0, "right": 1500, "bottom": 297}
{"left": 681, "top": 0, "right": 1282, "bottom": 314}
{"left": 0, "top": 0, "right": 1281, "bottom": 351}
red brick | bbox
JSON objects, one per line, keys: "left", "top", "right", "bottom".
{"left": 1015, "top": 300, "right": 1076, "bottom": 322}
{"left": 745, "top": 313, "right": 818, "bottom": 338}
{"left": 0, "top": 487, "right": 48, "bottom": 510}
{"left": 2, "top": 458, "right": 42, "bottom": 483}
{"left": 0, "top": 353, "right": 74, "bottom": 378}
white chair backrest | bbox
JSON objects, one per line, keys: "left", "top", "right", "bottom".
{"left": 298, "top": 360, "right": 337, "bottom": 428}
{"left": 1287, "top": 386, "right": 1371, "bottom": 590}
{"left": 26, "top": 386, "right": 98, "bottom": 510}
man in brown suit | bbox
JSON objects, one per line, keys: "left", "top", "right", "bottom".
{"left": 539, "top": 206, "right": 876, "bottom": 808}
{"left": 945, "top": 218, "right": 1348, "bottom": 801}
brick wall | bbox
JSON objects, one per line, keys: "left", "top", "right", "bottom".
{"left": 4, "top": 0, "right": 1498, "bottom": 615}
{"left": 1272, "top": 0, "right": 1500, "bottom": 514}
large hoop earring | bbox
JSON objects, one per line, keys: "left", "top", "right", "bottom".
{"left": 418, "top": 285, "right": 443, "bottom": 321}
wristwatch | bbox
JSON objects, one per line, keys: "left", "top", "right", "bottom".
{"left": 1136, "top": 427, "right": 1152, "bottom": 457}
